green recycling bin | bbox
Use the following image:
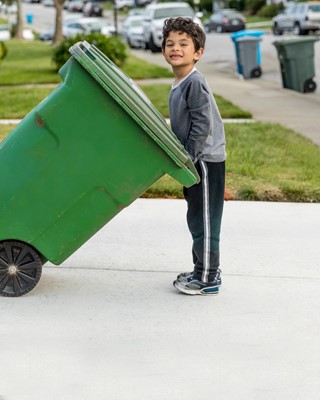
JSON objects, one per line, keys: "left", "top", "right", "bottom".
{"left": 0, "top": 41, "right": 199, "bottom": 297}
{"left": 273, "top": 36, "right": 319, "bottom": 93}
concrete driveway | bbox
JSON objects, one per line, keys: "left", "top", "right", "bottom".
{"left": 1, "top": 199, "right": 320, "bottom": 399}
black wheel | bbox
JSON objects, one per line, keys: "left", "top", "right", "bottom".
{"left": 148, "top": 35, "right": 161, "bottom": 53}
{"left": 304, "top": 79, "right": 317, "bottom": 93}
{"left": 251, "top": 67, "right": 262, "bottom": 78}
{"left": 272, "top": 24, "right": 283, "bottom": 36}
{"left": 0, "top": 241, "right": 42, "bottom": 297}
{"left": 293, "top": 23, "right": 306, "bottom": 36}
{"left": 216, "top": 25, "right": 223, "bottom": 33}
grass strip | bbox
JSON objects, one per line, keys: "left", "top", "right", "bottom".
{"left": 0, "top": 83, "right": 252, "bottom": 120}
{"left": 144, "top": 122, "right": 320, "bottom": 203}
{"left": 0, "top": 40, "right": 172, "bottom": 85}
{"left": 2, "top": 122, "right": 318, "bottom": 202}
{"left": 0, "top": 40, "right": 60, "bottom": 85}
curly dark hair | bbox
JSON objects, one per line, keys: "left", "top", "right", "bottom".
{"left": 162, "top": 17, "right": 206, "bottom": 51}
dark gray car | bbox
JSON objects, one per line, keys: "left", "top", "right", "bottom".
{"left": 272, "top": 2, "right": 320, "bottom": 35}
{"left": 204, "top": 9, "right": 246, "bottom": 33}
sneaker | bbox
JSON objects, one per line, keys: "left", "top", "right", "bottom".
{"left": 173, "top": 277, "right": 219, "bottom": 296}
{"left": 177, "top": 268, "right": 222, "bottom": 286}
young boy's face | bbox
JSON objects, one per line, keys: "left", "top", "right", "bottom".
{"left": 162, "top": 31, "right": 203, "bottom": 69}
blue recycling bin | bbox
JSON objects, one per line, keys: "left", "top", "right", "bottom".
{"left": 26, "top": 13, "right": 33, "bottom": 24}
{"left": 231, "top": 30, "right": 264, "bottom": 77}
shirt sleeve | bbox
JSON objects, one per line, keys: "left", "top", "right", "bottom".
{"left": 184, "top": 79, "right": 213, "bottom": 162}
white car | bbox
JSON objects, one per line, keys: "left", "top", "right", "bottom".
{"left": 0, "top": 25, "right": 10, "bottom": 41}
{"left": 40, "top": 18, "right": 116, "bottom": 41}
{"left": 43, "top": 0, "right": 55, "bottom": 6}
{"left": 115, "top": 0, "right": 134, "bottom": 10}
{"left": 66, "top": 0, "right": 85, "bottom": 12}
{"left": 0, "top": 25, "right": 35, "bottom": 41}
{"left": 121, "top": 15, "right": 144, "bottom": 48}
{"left": 272, "top": 2, "right": 320, "bottom": 35}
{"left": 0, "top": 1, "right": 17, "bottom": 13}
{"left": 142, "top": 2, "right": 204, "bottom": 52}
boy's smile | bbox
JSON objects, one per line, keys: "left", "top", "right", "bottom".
{"left": 162, "top": 30, "right": 204, "bottom": 81}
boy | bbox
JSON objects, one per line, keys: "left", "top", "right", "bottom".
{"left": 162, "top": 17, "right": 226, "bottom": 296}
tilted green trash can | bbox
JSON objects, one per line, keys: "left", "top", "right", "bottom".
{"left": 0, "top": 41, "right": 199, "bottom": 297}
{"left": 273, "top": 36, "right": 319, "bottom": 93}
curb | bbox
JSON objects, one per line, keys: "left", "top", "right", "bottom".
{"left": 1, "top": 118, "right": 256, "bottom": 126}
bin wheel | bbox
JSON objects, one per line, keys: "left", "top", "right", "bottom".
{"left": 251, "top": 67, "right": 262, "bottom": 78}
{"left": 304, "top": 79, "right": 317, "bottom": 93}
{"left": 0, "top": 241, "right": 42, "bottom": 297}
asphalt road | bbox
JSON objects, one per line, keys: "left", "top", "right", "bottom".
{"left": 21, "top": 3, "right": 320, "bottom": 94}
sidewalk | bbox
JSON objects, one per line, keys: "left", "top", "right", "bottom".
{"left": 1, "top": 199, "right": 320, "bottom": 399}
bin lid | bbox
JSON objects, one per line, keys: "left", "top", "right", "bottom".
{"left": 273, "top": 36, "right": 319, "bottom": 47}
{"left": 69, "top": 41, "right": 199, "bottom": 182}
{"left": 231, "top": 30, "right": 264, "bottom": 42}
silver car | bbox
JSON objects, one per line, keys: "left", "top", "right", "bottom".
{"left": 272, "top": 2, "right": 320, "bottom": 35}
{"left": 121, "top": 15, "right": 144, "bottom": 48}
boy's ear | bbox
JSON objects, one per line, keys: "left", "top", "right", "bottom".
{"left": 194, "top": 48, "right": 204, "bottom": 62}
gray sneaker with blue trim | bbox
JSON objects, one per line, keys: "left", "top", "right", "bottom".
{"left": 176, "top": 269, "right": 222, "bottom": 286}
{"left": 173, "top": 269, "right": 221, "bottom": 296}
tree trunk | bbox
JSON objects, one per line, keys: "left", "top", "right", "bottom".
{"left": 53, "top": 0, "right": 65, "bottom": 44}
{"left": 14, "top": 0, "right": 24, "bottom": 39}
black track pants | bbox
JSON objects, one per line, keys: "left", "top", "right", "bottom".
{"left": 183, "top": 160, "right": 225, "bottom": 283}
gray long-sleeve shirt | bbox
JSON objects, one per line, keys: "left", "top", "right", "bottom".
{"left": 169, "top": 69, "right": 226, "bottom": 163}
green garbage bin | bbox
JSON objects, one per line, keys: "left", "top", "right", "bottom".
{"left": 273, "top": 36, "right": 319, "bottom": 93}
{"left": 0, "top": 41, "right": 199, "bottom": 297}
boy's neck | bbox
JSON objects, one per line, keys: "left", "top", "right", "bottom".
{"left": 173, "top": 65, "right": 196, "bottom": 84}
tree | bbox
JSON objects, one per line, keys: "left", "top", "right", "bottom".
{"left": 1, "top": 0, "right": 23, "bottom": 39}
{"left": 53, "top": 0, "right": 65, "bottom": 44}
{"left": 14, "top": 0, "right": 23, "bottom": 39}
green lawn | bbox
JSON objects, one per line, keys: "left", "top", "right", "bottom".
{"left": 1, "top": 39, "right": 319, "bottom": 203}
{"left": 0, "top": 40, "right": 172, "bottom": 85}
{"left": 2, "top": 121, "right": 319, "bottom": 203}
{"left": 0, "top": 83, "right": 252, "bottom": 120}
{"left": 0, "top": 40, "right": 60, "bottom": 85}
{"left": 144, "top": 122, "right": 320, "bottom": 203}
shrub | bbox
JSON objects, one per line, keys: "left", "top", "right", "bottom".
{"left": 258, "top": 3, "right": 283, "bottom": 18}
{"left": 0, "top": 41, "right": 8, "bottom": 62}
{"left": 52, "top": 33, "right": 127, "bottom": 72}
{"left": 245, "top": 0, "right": 266, "bottom": 15}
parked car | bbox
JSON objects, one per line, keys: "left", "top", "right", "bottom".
{"left": 115, "top": 0, "right": 134, "bottom": 10}
{"left": 142, "top": 2, "right": 204, "bottom": 52}
{"left": 40, "top": 17, "right": 115, "bottom": 41}
{"left": 121, "top": 15, "right": 144, "bottom": 48}
{"left": 22, "top": 28, "right": 35, "bottom": 40}
{"left": 0, "top": 1, "right": 17, "bottom": 13}
{"left": 66, "top": 0, "right": 86, "bottom": 12}
{"left": 204, "top": 9, "right": 246, "bottom": 33}
{"left": 83, "top": 1, "right": 103, "bottom": 17}
{"left": 127, "top": 7, "right": 146, "bottom": 17}
{"left": 272, "top": 2, "right": 320, "bottom": 35}
{"left": 43, "top": 0, "right": 55, "bottom": 6}
{"left": 0, "top": 25, "right": 35, "bottom": 40}
{"left": 0, "top": 25, "right": 10, "bottom": 41}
